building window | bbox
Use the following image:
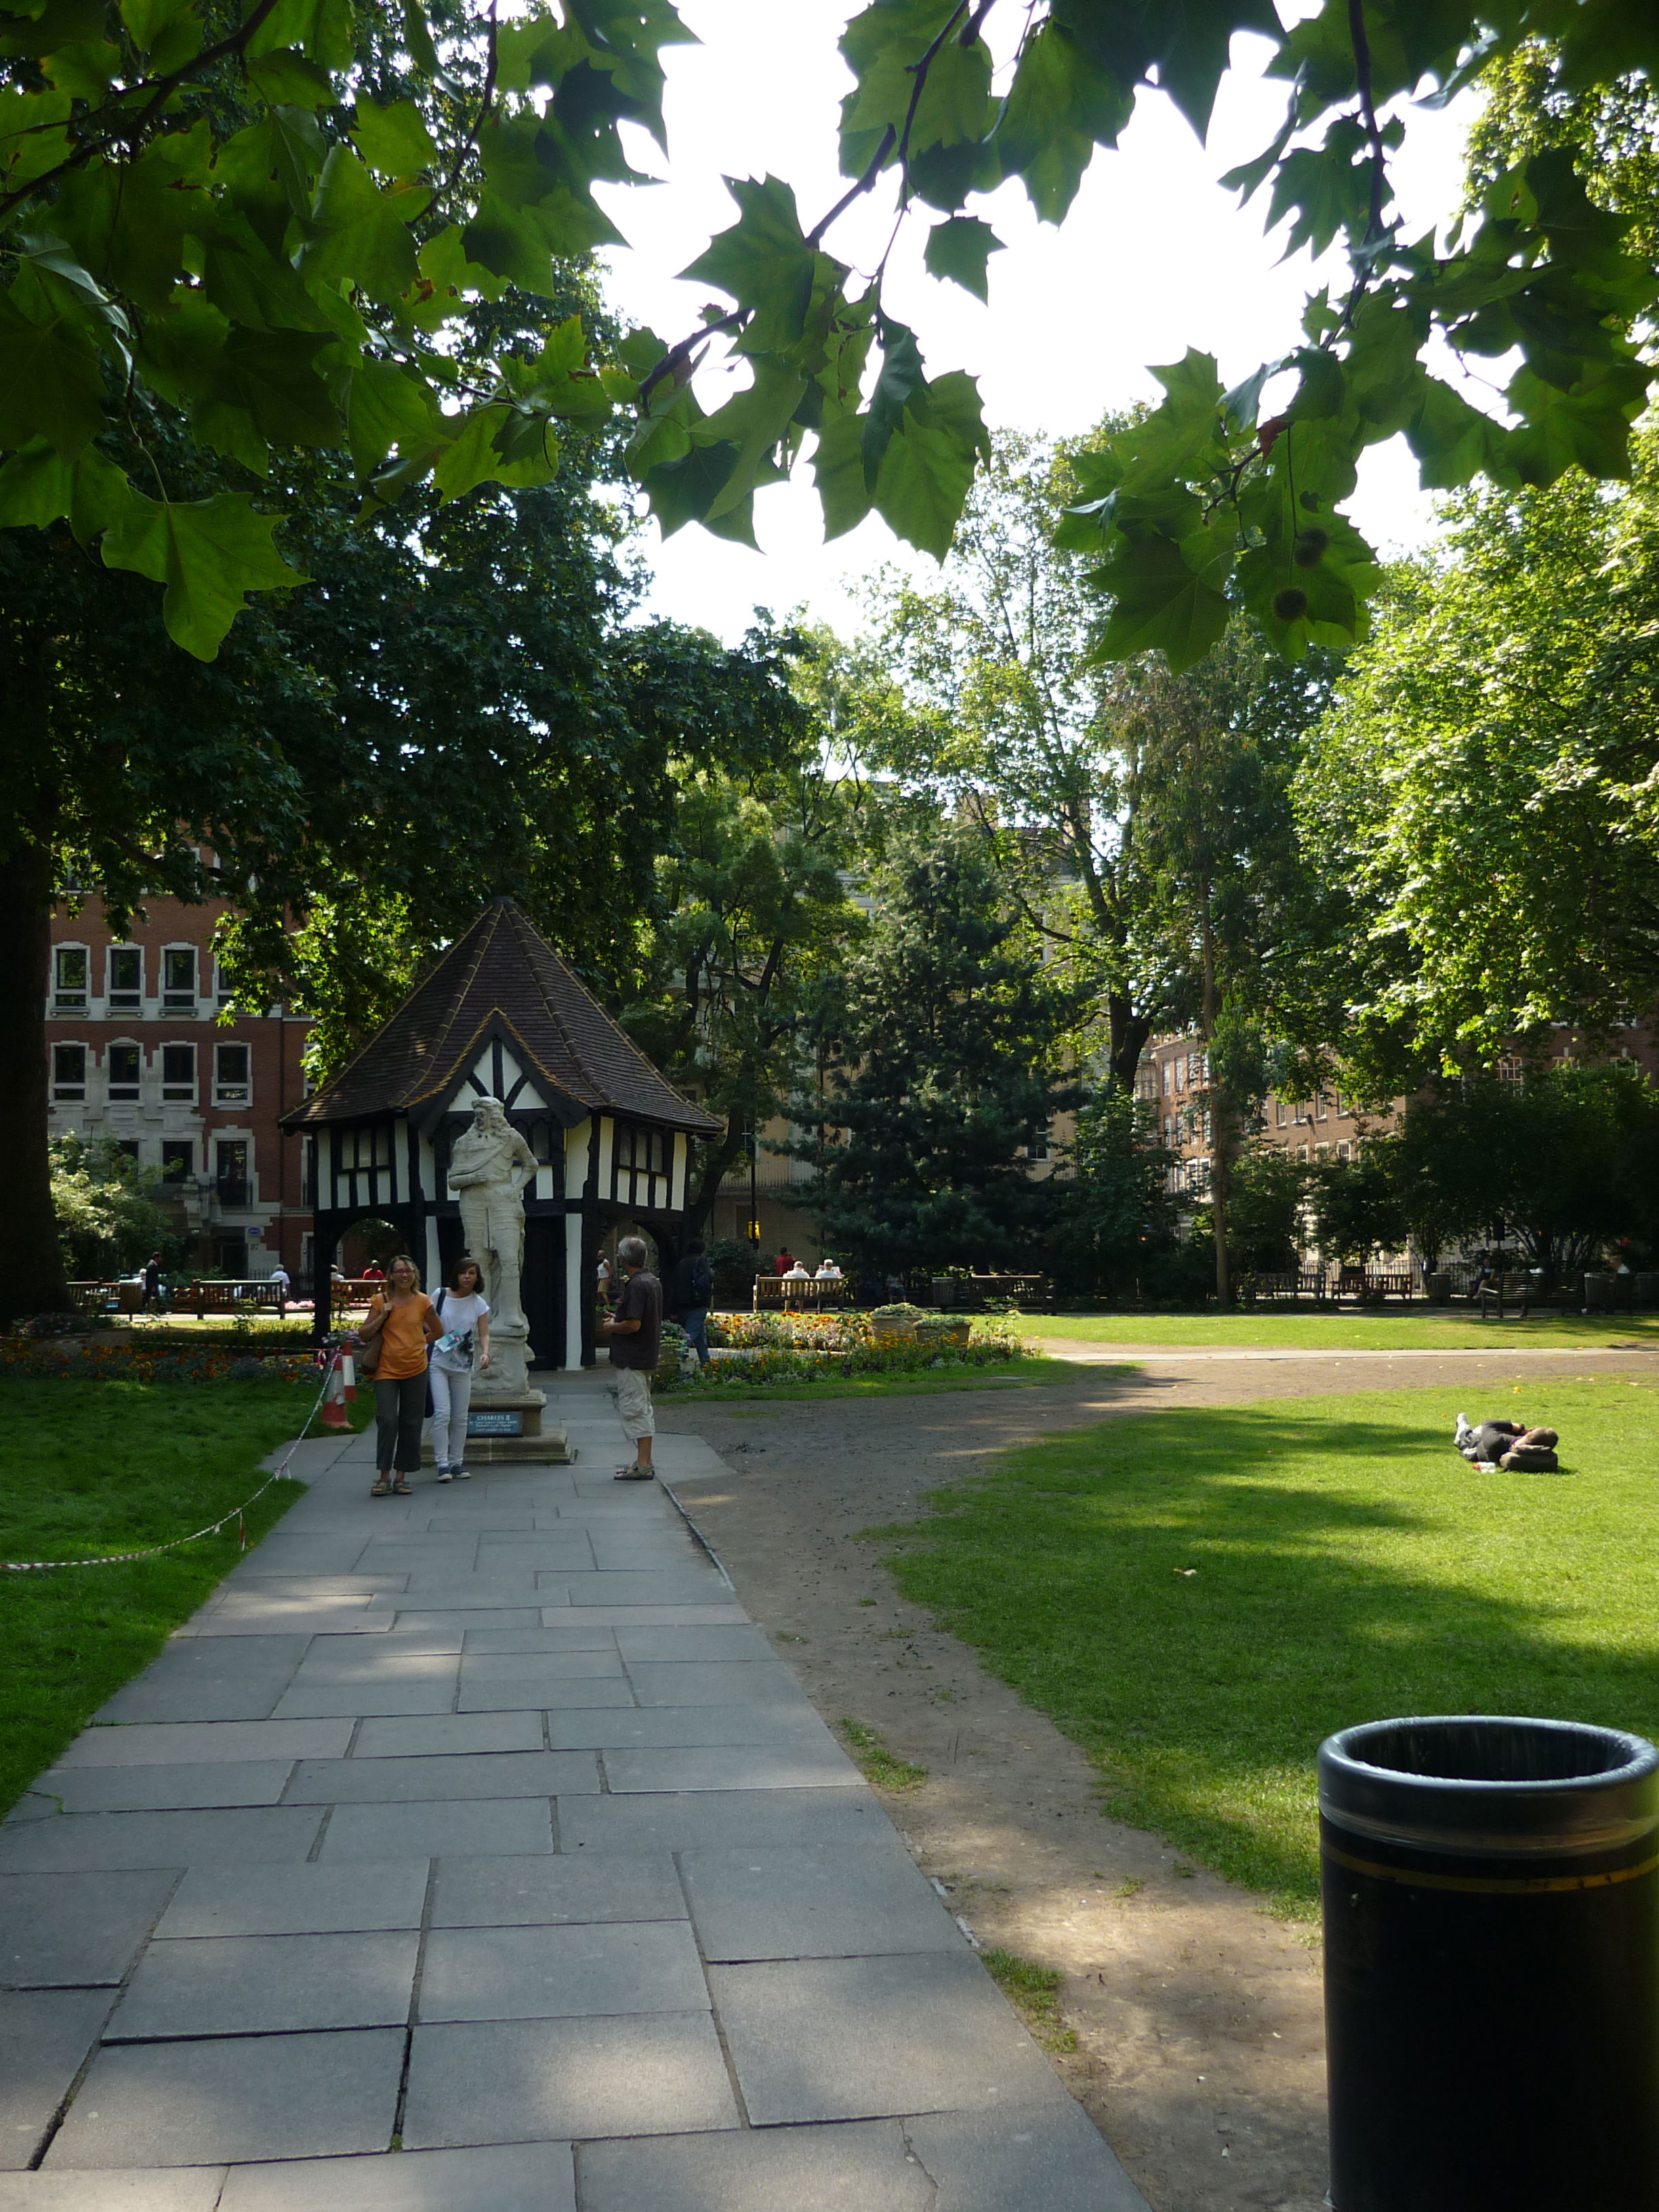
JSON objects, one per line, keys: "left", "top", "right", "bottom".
{"left": 213, "top": 1042, "right": 251, "bottom": 1105}
{"left": 216, "top": 1139, "right": 250, "bottom": 1208}
{"left": 1027, "top": 1123, "right": 1050, "bottom": 1163}
{"left": 53, "top": 946, "right": 88, "bottom": 1010}
{"left": 52, "top": 1042, "right": 86, "bottom": 1101}
{"left": 1161, "top": 1062, "right": 1172, "bottom": 1097}
{"left": 107, "top": 947, "right": 142, "bottom": 1010}
{"left": 162, "top": 1141, "right": 193, "bottom": 1181}
{"left": 161, "top": 1044, "right": 196, "bottom": 1101}
{"left": 1316, "top": 1093, "right": 1329, "bottom": 1122}
{"left": 529, "top": 1120, "right": 554, "bottom": 1165}
{"left": 106, "top": 1042, "right": 142, "bottom": 1101}
{"left": 162, "top": 947, "right": 197, "bottom": 1009}
{"left": 110, "top": 1139, "right": 140, "bottom": 1167}
{"left": 1335, "top": 1092, "right": 1349, "bottom": 1120}
{"left": 1275, "top": 1099, "right": 1287, "bottom": 1127}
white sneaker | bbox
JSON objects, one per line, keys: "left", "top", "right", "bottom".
{"left": 435, "top": 1467, "right": 453, "bottom": 1483}
{"left": 453, "top": 1466, "right": 472, "bottom": 1480}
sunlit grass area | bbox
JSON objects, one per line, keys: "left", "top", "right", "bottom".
{"left": 0, "top": 1380, "right": 320, "bottom": 1810}
{"left": 1020, "top": 1309, "right": 1659, "bottom": 1352}
{"left": 879, "top": 1377, "right": 1659, "bottom": 1916}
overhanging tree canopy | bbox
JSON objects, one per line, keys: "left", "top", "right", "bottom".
{"left": 2, "top": 1, "right": 1654, "bottom": 660}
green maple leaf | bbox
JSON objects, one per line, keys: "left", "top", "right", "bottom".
{"left": 302, "top": 146, "right": 422, "bottom": 304}
{"left": 996, "top": 18, "right": 1131, "bottom": 224}
{"left": 0, "top": 434, "right": 127, "bottom": 540}
{"left": 211, "top": 327, "right": 338, "bottom": 447}
{"left": 681, "top": 175, "right": 817, "bottom": 350}
{"left": 101, "top": 490, "right": 308, "bottom": 659}
{"left": 1088, "top": 534, "right": 1231, "bottom": 671}
{"left": 923, "top": 216, "right": 1003, "bottom": 302}
{"left": 352, "top": 96, "right": 437, "bottom": 177}
{"left": 340, "top": 356, "right": 437, "bottom": 474}
{"left": 812, "top": 408, "right": 872, "bottom": 540}
{"left": 0, "top": 280, "right": 106, "bottom": 455}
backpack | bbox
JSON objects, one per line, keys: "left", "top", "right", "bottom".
{"left": 684, "top": 1255, "right": 713, "bottom": 1305}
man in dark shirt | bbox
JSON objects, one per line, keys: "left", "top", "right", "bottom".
{"left": 601, "top": 1235, "right": 662, "bottom": 1481}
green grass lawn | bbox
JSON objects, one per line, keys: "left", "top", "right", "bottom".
{"left": 1020, "top": 1309, "right": 1659, "bottom": 1352}
{"left": 879, "top": 1376, "right": 1659, "bottom": 1917}
{"left": 671, "top": 1355, "right": 1090, "bottom": 1406}
{"left": 0, "top": 1379, "right": 323, "bottom": 1812}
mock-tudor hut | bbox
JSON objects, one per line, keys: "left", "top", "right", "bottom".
{"left": 281, "top": 899, "right": 722, "bottom": 1365}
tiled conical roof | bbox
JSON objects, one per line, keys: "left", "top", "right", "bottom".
{"left": 281, "top": 899, "right": 722, "bottom": 1136}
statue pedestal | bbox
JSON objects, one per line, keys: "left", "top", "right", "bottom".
{"left": 421, "top": 1324, "right": 572, "bottom": 1465}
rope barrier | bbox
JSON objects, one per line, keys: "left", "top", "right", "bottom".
{"left": 0, "top": 1357, "right": 342, "bottom": 1574}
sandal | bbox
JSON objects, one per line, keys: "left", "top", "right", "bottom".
{"left": 613, "top": 1465, "right": 654, "bottom": 1481}
{"left": 371, "top": 1479, "right": 392, "bottom": 1497}
{"left": 392, "top": 1479, "right": 413, "bottom": 1496}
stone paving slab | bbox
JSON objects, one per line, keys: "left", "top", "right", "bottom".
{"left": 904, "top": 2100, "right": 1153, "bottom": 2211}
{"left": 217, "top": 2142, "right": 576, "bottom": 2211}
{"left": 575, "top": 2119, "right": 935, "bottom": 2212}
{"left": 57, "top": 1721, "right": 353, "bottom": 1769}
{"left": 678, "top": 1844, "right": 964, "bottom": 1963}
{"left": 459, "top": 1624, "right": 617, "bottom": 1654}
{"left": 430, "top": 1853, "right": 686, "bottom": 1929}
{"left": 0, "top": 1870, "right": 177, "bottom": 1987}
{"left": 708, "top": 1954, "right": 1073, "bottom": 2125}
{"left": 417, "top": 1919, "right": 708, "bottom": 2021}
{"left": 627, "top": 1661, "right": 817, "bottom": 1707}
{"left": 557, "top": 1786, "right": 893, "bottom": 1854}
{"left": 602, "top": 1744, "right": 861, "bottom": 1794}
{"left": 350, "top": 1713, "right": 544, "bottom": 1757}
{"left": 0, "top": 1808, "right": 325, "bottom": 1875}
{"left": 319, "top": 1798, "right": 555, "bottom": 1860}
{"left": 156, "top": 1863, "right": 430, "bottom": 1939}
{"left": 402, "top": 2013, "right": 738, "bottom": 2146}
{"left": 0, "top": 1989, "right": 116, "bottom": 2167}
{"left": 22, "top": 1763, "right": 295, "bottom": 1816}
{"left": 284, "top": 1753, "right": 597, "bottom": 1803}
{"left": 455, "top": 1676, "right": 636, "bottom": 1713}
{"left": 105, "top": 1931, "right": 419, "bottom": 2040}
{"left": 47, "top": 2028, "right": 405, "bottom": 2168}
{"left": 0, "top": 2170, "right": 226, "bottom": 2209}
{"left": 3, "top": 1382, "right": 1147, "bottom": 2209}
{"left": 92, "top": 1640, "right": 310, "bottom": 1726}
{"left": 543, "top": 1704, "right": 838, "bottom": 1751}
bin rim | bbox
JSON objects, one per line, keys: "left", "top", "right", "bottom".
{"left": 1319, "top": 1715, "right": 1659, "bottom": 1858}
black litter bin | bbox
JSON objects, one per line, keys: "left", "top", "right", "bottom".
{"left": 1320, "top": 1715, "right": 1659, "bottom": 2212}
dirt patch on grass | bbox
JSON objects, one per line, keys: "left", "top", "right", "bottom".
{"left": 662, "top": 1349, "right": 1655, "bottom": 2212}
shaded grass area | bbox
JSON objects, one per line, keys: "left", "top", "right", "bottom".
{"left": 0, "top": 1379, "right": 324, "bottom": 1811}
{"left": 674, "top": 1355, "right": 1092, "bottom": 1405}
{"left": 1021, "top": 1309, "right": 1659, "bottom": 1351}
{"left": 838, "top": 1717, "right": 928, "bottom": 1790}
{"left": 879, "top": 1377, "right": 1659, "bottom": 1917}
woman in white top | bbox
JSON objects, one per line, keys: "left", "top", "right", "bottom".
{"left": 429, "top": 1254, "right": 491, "bottom": 1481}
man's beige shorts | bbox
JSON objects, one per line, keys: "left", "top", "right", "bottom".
{"left": 613, "top": 1364, "right": 655, "bottom": 1438}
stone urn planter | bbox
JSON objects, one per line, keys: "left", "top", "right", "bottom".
{"left": 918, "top": 1318, "right": 972, "bottom": 1347}
{"left": 872, "top": 1309, "right": 921, "bottom": 1345}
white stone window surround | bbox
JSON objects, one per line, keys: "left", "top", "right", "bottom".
{"left": 160, "top": 943, "right": 201, "bottom": 1012}
{"left": 213, "top": 1038, "right": 252, "bottom": 1106}
{"left": 52, "top": 1039, "right": 87, "bottom": 1101}
{"left": 160, "top": 1040, "right": 198, "bottom": 1103}
{"left": 106, "top": 944, "right": 144, "bottom": 1011}
{"left": 52, "top": 943, "right": 90, "bottom": 1013}
{"left": 104, "top": 1037, "right": 143, "bottom": 1102}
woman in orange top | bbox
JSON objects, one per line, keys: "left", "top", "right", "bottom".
{"left": 360, "top": 1254, "right": 443, "bottom": 1496}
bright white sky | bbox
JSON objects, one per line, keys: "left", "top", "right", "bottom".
{"left": 593, "top": 1, "right": 1479, "bottom": 643}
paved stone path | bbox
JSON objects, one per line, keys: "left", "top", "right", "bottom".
{"left": 0, "top": 1375, "right": 1146, "bottom": 2210}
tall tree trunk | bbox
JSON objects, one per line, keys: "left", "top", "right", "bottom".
{"left": 1106, "top": 992, "right": 1153, "bottom": 1094}
{"left": 0, "top": 834, "right": 68, "bottom": 1319}
{"left": 1198, "top": 899, "right": 1232, "bottom": 1308}
{"left": 684, "top": 1127, "right": 748, "bottom": 1235}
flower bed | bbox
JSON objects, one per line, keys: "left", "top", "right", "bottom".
{"left": 663, "top": 1313, "right": 1027, "bottom": 1391}
{"left": 0, "top": 1336, "right": 320, "bottom": 1385}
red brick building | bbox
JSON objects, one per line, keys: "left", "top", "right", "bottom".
{"left": 45, "top": 893, "right": 314, "bottom": 1281}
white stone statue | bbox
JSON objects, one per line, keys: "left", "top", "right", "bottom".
{"left": 447, "top": 1097, "right": 537, "bottom": 1395}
